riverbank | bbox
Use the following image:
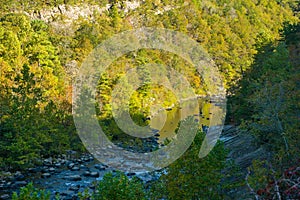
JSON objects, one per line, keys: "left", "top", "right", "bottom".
{"left": 0, "top": 125, "right": 269, "bottom": 200}
{"left": 0, "top": 151, "right": 164, "bottom": 200}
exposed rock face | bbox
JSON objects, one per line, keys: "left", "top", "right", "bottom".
{"left": 26, "top": 4, "right": 109, "bottom": 23}
{"left": 221, "top": 125, "right": 267, "bottom": 169}
{"left": 20, "top": 1, "right": 140, "bottom": 25}
{"left": 220, "top": 125, "right": 268, "bottom": 199}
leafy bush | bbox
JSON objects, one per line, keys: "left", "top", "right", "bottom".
{"left": 12, "top": 182, "right": 50, "bottom": 200}
{"left": 92, "top": 172, "right": 146, "bottom": 200}
{"left": 158, "top": 131, "right": 228, "bottom": 200}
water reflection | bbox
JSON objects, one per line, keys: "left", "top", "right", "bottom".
{"left": 150, "top": 98, "right": 223, "bottom": 143}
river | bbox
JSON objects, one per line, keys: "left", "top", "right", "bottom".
{"left": 0, "top": 97, "right": 226, "bottom": 199}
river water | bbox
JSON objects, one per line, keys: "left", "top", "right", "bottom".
{"left": 150, "top": 97, "right": 225, "bottom": 143}
{"left": 1, "top": 97, "right": 226, "bottom": 199}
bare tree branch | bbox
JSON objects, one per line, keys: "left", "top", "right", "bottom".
{"left": 245, "top": 168, "right": 260, "bottom": 200}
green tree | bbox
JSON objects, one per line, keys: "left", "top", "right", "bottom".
{"left": 12, "top": 182, "right": 50, "bottom": 200}
{"left": 158, "top": 131, "right": 228, "bottom": 199}
{"left": 92, "top": 172, "right": 146, "bottom": 200}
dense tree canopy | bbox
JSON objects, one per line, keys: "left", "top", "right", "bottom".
{"left": 0, "top": 0, "right": 299, "bottom": 199}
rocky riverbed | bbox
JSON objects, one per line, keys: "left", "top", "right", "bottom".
{"left": 0, "top": 125, "right": 265, "bottom": 200}
{"left": 0, "top": 152, "right": 164, "bottom": 200}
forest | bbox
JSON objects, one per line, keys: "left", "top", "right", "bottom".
{"left": 0, "top": 0, "right": 299, "bottom": 199}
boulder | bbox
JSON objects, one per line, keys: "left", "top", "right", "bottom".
{"left": 83, "top": 171, "right": 91, "bottom": 177}
{"left": 67, "top": 163, "right": 75, "bottom": 169}
{"left": 13, "top": 181, "right": 27, "bottom": 187}
{"left": 0, "top": 194, "right": 10, "bottom": 200}
{"left": 80, "top": 165, "right": 88, "bottom": 170}
{"left": 55, "top": 163, "right": 62, "bottom": 168}
{"left": 14, "top": 172, "right": 25, "bottom": 181}
{"left": 28, "top": 168, "right": 39, "bottom": 173}
{"left": 43, "top": 158, "right": 52, "bottom": 166}
{"left": 90, "top": 171, "right": 99, "bottom": 177}
{"left": 42, "top": 173, "right": 51, "bottom": 178}
{"left": 71, "top": 166, "right": 80, "bottom": 171}
{"left": 64, "top": 175, "right": 82, "bottom": 181}
{"left": 49, "top": 167, "right": 56, "bottom": 173}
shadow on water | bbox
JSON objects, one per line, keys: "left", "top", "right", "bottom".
{"left": 150, "top": 98, "right": 214, "bottom": 144}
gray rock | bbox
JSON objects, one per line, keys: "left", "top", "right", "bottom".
{"left": 80, "top": 165, "right": 88, "bottom": 170}
{"left": 55, "top": 163, "right": 62, "bottom": 168}
{"left": 64, "top": 175, "right": 82, "bottom": 181}
{"left": 83, "top": 171, "right": 91, "bottom": 177}
{"left": 42, "top": 173, "right": 51, "bottom": 178}
{"left": 13, "top": 181, "right": 27, "bottom": 187}
{"left": 14, "top": 171, "right": 25, "bottom": 181}
{"left": 83, "top": 157, "right": 90, "bottom": 162}
{"left": 28, "top": 168, "right": 39, "bottom": 173}
{"left": 71, "top": 166, "right": 80, "bottom": 171}
{"left": 0, "top": 194, "right": 10, "bottom": 200}
{"left": 43, "top": 158, "right": 52, "bottom": 166}
{"left": 67, "top": 163, "right": 75, "bottom": 169}
{"left": 49, "top": 167, "right": 56, "bottom": 173}
{"left": 5, "top": 182, "right": 12, "bottom": 187}
{"left": 90, "top": 171, "right": 99, "bottom": 177}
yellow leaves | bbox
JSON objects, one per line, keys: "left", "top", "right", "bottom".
{"left": 0, "top": 27, "right": 22, "bottom": 62}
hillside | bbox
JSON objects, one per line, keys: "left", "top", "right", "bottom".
{"left": 0, "top": 0, "right": 299, "bottom": 199}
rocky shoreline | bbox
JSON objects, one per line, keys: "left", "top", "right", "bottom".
{"left": 0, "top": 125, "right": 265, "bottom": 200}
{"left": 0, "top": 99, "right": 229, "bottom": 200}
{"left": 0, "top": 151, "right": 164, "bottom": 200}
